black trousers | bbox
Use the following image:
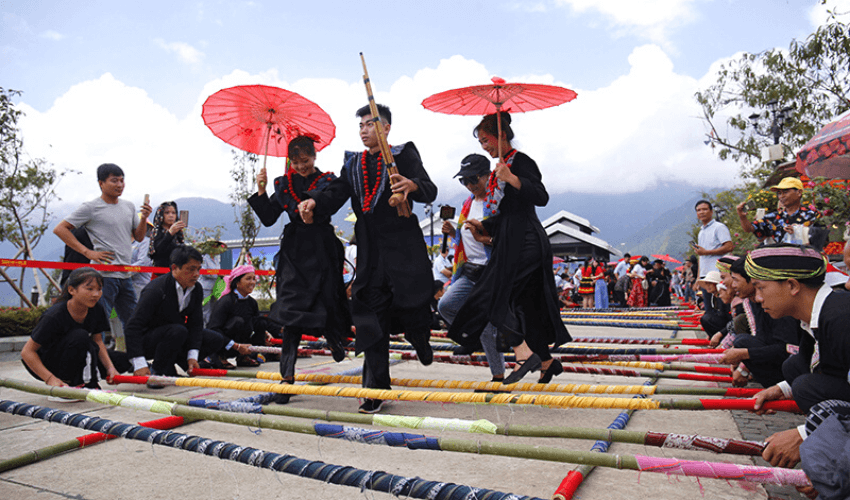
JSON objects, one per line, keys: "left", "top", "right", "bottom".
{"left": 220, "top": 316, "right": 266, "bottom": 346}
{"left": 783, "top": 354, "right": 850, "bottom": 413}
{"left": 25, "top": 328, "right": 131, "bottom": 386}
{"left": 279, "top": 326, "right": 307, "bottom": 380}
{"left": 143, "top": 325, "right": 228, "bottom": 376}
{"left": 733, "top": 334, "right": 788, "bottom": 388}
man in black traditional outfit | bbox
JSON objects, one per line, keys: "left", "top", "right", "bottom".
{"left": 299, "top": 104, "right": 437, "bottom": 414}
{"left": 747, "top": 244, "right": 850, "bottom": 471}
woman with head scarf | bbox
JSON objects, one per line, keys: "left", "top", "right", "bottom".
{"left": 148, "top": 201, "right": 185, "bottom": 274}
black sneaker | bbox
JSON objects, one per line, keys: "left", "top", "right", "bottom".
{"left": 358, "top": 398, "right": 384, "bottom": 414}
{"left": 405, "top": 333, "right": 433, "bottom": 366}
{"left": 453, "top": 342, "right": 482, "bottom": 355}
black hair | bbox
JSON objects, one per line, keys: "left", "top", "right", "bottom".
{"left": 473, "top": 112, "right": 514, "bottom": 144}
{"left": 230, "top": 273, "right": 249, "bottom": 293}
{"left": 348, "top": 234, "right": 356, "bottom": 246}
{"left": 97, "top": 163, "right": 124, "bottom": 182}
{"left": 288, "top": 135, "right": 317, "bottom": 160}
{"left": 170, "top": 245, "right": 202, "bottom": 267}
{"left": 433, "top": 280, "right": 445, "bottom": 296}
{"left": 356, "top": 104, "right": 391, "bottom": 125}
{"left": 59, "top": 267, "right": 103, "bottom": 302}
{"left": 623, "top": 253, "right": 631, "bottom": 259}
{"left": 639, "top": 256, "right": 649, "bottom": 263}
{"left": 730, "top": 257, "right": 749, "bottom": 282}
{"left": 694, "top": 199, "right": 713, "bottom": 211}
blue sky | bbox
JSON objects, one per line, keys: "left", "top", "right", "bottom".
{"left": 1, "top": 0, "right": 846, "bottom": 209}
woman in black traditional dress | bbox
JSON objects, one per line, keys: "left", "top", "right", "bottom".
{"left": 248, "top": 136, "right": 350, "bottom": 387}
{"left": 447, "top": 113, "right": 571, "bottom": 384}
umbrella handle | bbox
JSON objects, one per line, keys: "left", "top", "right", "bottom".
{"left": 496, "top": 107, "right": 503, "bottom": 161}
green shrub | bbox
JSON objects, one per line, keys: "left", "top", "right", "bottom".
{"left": 0, "top": 306, "right": 47, "bottom": 338}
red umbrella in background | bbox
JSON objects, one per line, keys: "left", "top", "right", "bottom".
{"left": 421, "top": 77, "right": 577, "bottom": 158}
{"left": 202, "top": 85, "right": 336, "bottom": 170}
{"left": 796, "top": 109, "right": 850, "bottom": 179}
{"left": 652, "top": 254, "right": 682, "bottom": 264}
{"left": 553, "top": 256, "right": 565, "bottom": 264}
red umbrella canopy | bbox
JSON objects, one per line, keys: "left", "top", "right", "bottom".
{"left": 202, "top": 85, "right": 336, "bottom": 157}
{"left": 421, "top": 77, "right": 577, "bottom": 115}
{"left": 651, "top": 254, "right": 682, "bottom": 264}
{"left": 796, "top": 110, "right": 850, "bottom": 179}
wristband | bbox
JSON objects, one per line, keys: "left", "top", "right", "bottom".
{"left": 778, "top": 380, "right": 793, "bottom": 399}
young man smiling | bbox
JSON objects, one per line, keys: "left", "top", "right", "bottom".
{"left": 54, "top": 164, "right": 152, "bottom": 337}
{"left": 298, "top": 104, "right": 437, "bottom": 414}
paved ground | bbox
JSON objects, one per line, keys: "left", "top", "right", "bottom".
{"left": 0, "top": 325, "right": 807, "bottom": 500}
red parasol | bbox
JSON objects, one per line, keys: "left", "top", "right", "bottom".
{"left": 652, "top": 254, "right": 682, "bottom": 264}
{"left": 553, "top": 256, "right": 565, "bottom": 264}
{"left": 202, "top": 84, "right": 335, "bottom": 169}
{"left": 421, "top": 77, "right": 577, "bottom": 158}
{"left": 796, "top": 110, "right": 850, "bottom": 179}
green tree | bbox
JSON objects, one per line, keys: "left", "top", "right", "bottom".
{"left": 695, "top": 11, "right": 850, "bottom": 183}
{"left": 229, "top": 150, "right": 260, "bottom": 265}
{"left": 0, "top": 88, "right": 74, "bottom": 306}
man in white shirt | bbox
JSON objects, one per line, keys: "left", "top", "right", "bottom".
{"left": 124, "top": 246, "right": 249, "bottom": 379}
{"left": 614, "top": 253, "right": 631, "bottom": 279}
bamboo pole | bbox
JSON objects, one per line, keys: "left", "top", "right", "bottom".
{"left": 0, "top": 395, "right": 808, "bottom": 488}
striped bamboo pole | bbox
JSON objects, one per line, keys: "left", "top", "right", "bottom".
{"left": 0, "top": 379, "right": 770, "bottom": 456}
{"left": 0, "top": 398, "right": 538, "bottom": 500}
{"left": 0, "top": 415, "right": 187, "bottom": 472}
{"left": 295, "top": 340, "right": 723, "bottom": 356}
{"left": 189, "top": 368, "right": 753, "bottom": 395}
{"left": 0, "top": 397, "right": 809, "bottom": 488}
{"left": 84, "top": 375, "right": 797, "bottom": 412}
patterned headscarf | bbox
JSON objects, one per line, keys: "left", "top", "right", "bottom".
{"left": 148, "top": 201, "right": 184, "bottom": 258}
{"left": 744, "top": 244, "right": 827, "bottom": 282}
{"left": 223, "top": 264, "right": 255, "bottom": 296}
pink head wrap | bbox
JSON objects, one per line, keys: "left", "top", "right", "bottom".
{"left": 223, "top": 264, "right": 256, "bottom": 296}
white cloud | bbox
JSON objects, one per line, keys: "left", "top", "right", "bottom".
{"left": 16, "top": 51, "right": 739, "bottom": 218}
{"left": 808, "top": 0, "right": 850, "bottom": 27}
{"left": 555, "top": 0, "right": 698, "bottom": 48}
{"left": 153, "top": 38, "right": 205, "bottom": 65}
{"left": 40, "top": 30, "right": 64, "bottom": 41}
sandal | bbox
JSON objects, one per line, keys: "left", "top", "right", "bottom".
{"left": 217, "top": 356, "right": 236, "bottom": 370}
{"left": 538, "top": 359, "right": 564, "bottom": 384}
{"left": 503, "top": 353, "right": 542, "bottom": 385}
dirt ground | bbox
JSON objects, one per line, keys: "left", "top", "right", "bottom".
{"left": 0, "top": 325, "right": 789, "bottom": 500}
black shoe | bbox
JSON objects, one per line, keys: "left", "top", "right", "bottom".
{"left": 538, "top": 359, "right": 564, "bottom": 384}
{"left": 329, "top": 339, "right": 346, "bottom": 363}
{"left": 358, "top": 398, "right": 384, "bottom": 414}
{"left": 503, "top": 353, "right": 542, "bottom": 385}
{"left": 453, "top": 342, "right": 482, "bottom": 356}
{"left": 406, "top": 334, "right": 433, "bottom": 366}
{"left": 274, "top": 380, "right": 293, "bottom": 404}
{"left": 83, "top": 380, "right": 102, "bottom": 390}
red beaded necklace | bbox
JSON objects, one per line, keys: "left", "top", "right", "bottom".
{"left": 282, "top": 169, "right": 331, "bottom": 213}
{"left": 484, "top": 149, "right": 516, "bottom": 211}
{"left": 360, "top": 149, "right": 385, "bottom": 213}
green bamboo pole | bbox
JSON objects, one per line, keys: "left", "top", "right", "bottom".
{"left": 0, "top": 379, "right": 759, "bottom": 450}
{"left": 0, "top": 381, "right": 645, "bottom": 469}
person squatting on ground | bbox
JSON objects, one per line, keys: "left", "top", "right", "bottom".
{"left": 447, "top": 112, "right": 570, "bottom": 386}
{"left": 747, "top": 245, "right": 850, "bottom": 479}
{"left": 125, "top": 246, "right": 251, "bottom": 380}
{"left": 248, "top": 135, "right": 352, "bottom": 397}
{"left": 53, "top": 163, "right": 153, "bottom": 340}
{"left": 298, "top": 105, "right": 437, "bottom": 414}
{"left": 21, "top": 267, "right": 131, "bottom": 390}
{"left": 437, "top": 153, "right": 506, "bottom": 383}
{"left": 207, "top": 264, "right": 278, "bottom": 368}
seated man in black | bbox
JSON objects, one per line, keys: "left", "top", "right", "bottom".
{"left": 125, "top": 246, "right": 250, "bottom": 377}
{"left": 749, "top": 244, "right": 850, "bottom": 470}
{"left": 718, "top": 256, "right": 802, "bottom": 388}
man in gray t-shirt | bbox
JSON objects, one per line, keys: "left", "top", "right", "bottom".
{"left": 54, "top": 163, "right": 152, "bottom": 331}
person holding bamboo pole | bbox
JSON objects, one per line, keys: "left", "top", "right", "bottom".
{"left": 298, "top": 104, "right": 437, "bottom": 414}
{"left": 447, "top": 112, "right": 570, "bottom": 385}
{"left": 21, "top": 267, "right": 130, "bottom": 389}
